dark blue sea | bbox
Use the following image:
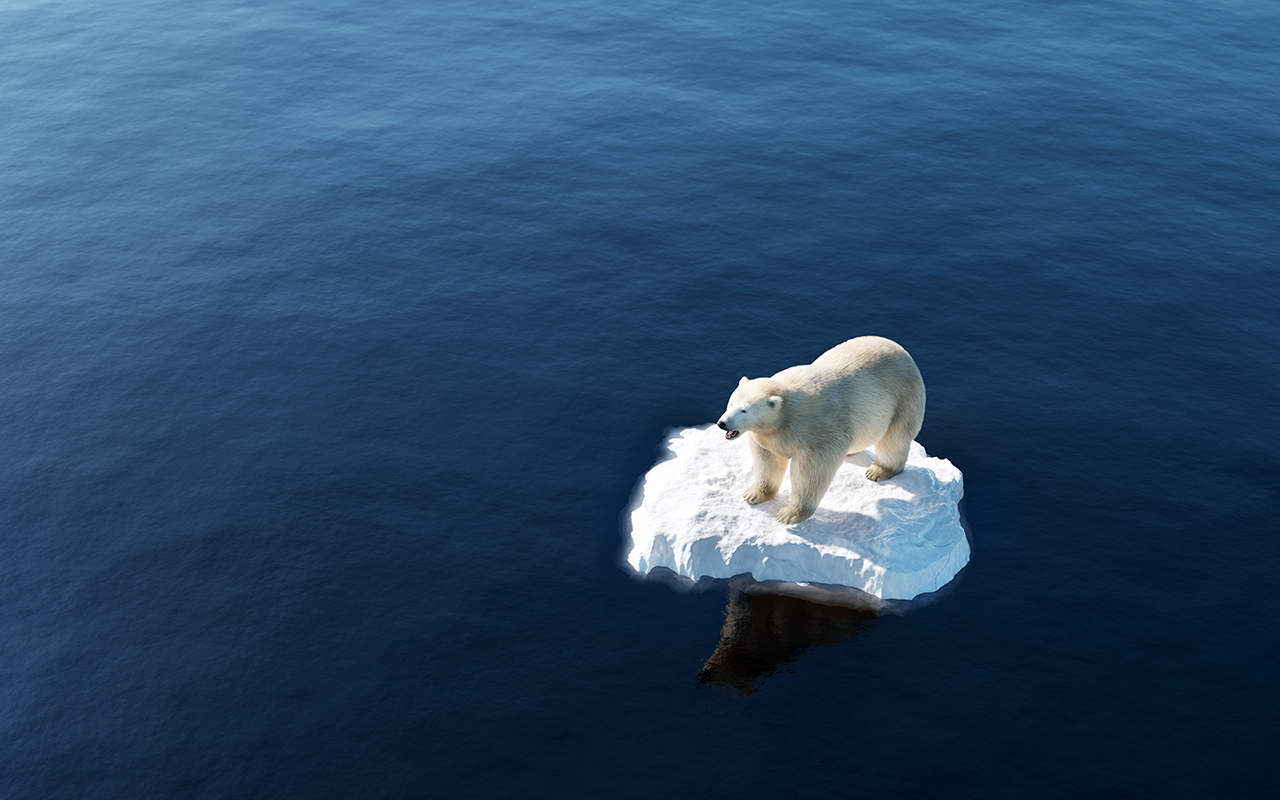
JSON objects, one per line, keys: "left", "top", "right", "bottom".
{"left": 3, "top": 0, "right": 1278, "bottom": 797}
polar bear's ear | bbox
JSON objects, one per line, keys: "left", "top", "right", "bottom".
{"left": 739, "top": 376, "right": 749, "bottom": 385}
{"left": 768, "top": 396, "right": 782, "bottom": 407}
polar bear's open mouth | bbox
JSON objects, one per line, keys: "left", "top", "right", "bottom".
{"left": 725, "top": 430, "right": 741, "bottom": 440}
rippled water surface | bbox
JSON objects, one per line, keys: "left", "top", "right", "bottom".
{"left": 2, "top": 1, "right": 1278, "bottom": 797}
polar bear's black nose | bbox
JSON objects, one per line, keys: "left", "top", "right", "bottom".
{"left": 717, "top": 421, "right": 726, "bottom": 429}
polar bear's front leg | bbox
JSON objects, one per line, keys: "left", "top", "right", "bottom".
{"left": 776, "top": 453, "right": 840, "bottom": 525}
{"left": 744, "top": 437, "right": 787, "bottom": 504}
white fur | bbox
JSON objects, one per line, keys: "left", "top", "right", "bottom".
{"left": 717, "top": 336, "right": 926, "bottom": 525}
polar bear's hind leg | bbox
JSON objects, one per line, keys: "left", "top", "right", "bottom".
{"left": 866, "top": 403, "right": 921, "bottom": 482}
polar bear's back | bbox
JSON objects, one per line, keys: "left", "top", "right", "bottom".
{"left": 775, "top": 336, "right": 925, "bottom": 453}
{"left": 812, "top": 336, "right": 914, "bottom": 374}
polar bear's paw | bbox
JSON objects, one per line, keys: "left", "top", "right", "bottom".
{"left": 865, "top": 463, "right": 902, "bottom": 482}
{"left": 775, "top": 504, "right": 814, "bottom": 525}
{"left": 743, "top": 484, "right": 777, "bottom": 504}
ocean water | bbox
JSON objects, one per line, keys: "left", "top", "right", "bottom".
{"left": 2, "top": 0, "right": 1278, "bottom": 797}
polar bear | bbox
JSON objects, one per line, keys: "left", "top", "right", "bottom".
{"left": 716, "top": 336, "right": 925, "bottom": 525}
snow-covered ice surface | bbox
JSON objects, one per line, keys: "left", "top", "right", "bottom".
{"left": 623, "top": 425, "right": 970, "bottom": 608}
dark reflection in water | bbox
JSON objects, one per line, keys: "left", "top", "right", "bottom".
{"left": 698, "top": 589, "right": 877, "bottom": 696}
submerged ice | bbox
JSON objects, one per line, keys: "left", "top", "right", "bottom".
{"left": 624, "top": 425, "right": 970, "bottom": 603}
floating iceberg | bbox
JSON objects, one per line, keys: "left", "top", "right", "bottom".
{"left": 623, "top": 425, "right": 970, "bottom": 605}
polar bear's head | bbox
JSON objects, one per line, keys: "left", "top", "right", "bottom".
{"left": 717, "top": 377, "right": 784, "bottom": 440}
